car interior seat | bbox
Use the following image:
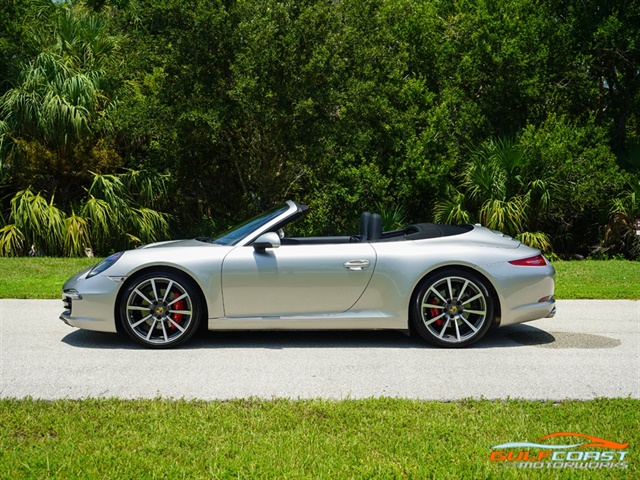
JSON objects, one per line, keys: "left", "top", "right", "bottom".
{"left": 368, "top": 213, "right": 382, "bottom": 241}
{"left": 360, "top": 212, "right": 371, "bottom": 242}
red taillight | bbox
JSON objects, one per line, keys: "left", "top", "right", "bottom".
{"left": 509, "top": 254, "right": 547, "bottom": 267}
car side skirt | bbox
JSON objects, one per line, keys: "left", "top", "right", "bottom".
{"left": 208, "top": 311, "right": 405, "bottom": 330}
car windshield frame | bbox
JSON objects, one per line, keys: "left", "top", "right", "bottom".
{"left": 211, "top": 204, "right": 290, "bottom": 246}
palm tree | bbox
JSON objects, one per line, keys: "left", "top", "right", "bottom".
{"left": 600, "top": 179, "right": 640, "bottom": 258}
{"left": 435, "top": 138, "right": 553, "bottom": 253}
{"left": 0, "top": 1, "right": 118, "bottom": 182}
{"left": 82, "top": 172, "right": 170, "bottom": 254}
{"left": 0, "top": 172, "right": 171, "bottom": 257}
{"left": 0, "top": 188, "right": 66, "bottom": 256}
{"left": 0, "top": 52, "right": 106, "bottom": 155}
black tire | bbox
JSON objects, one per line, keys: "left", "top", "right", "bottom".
{"left": 411, "top": 269, "right": 494, "bottom": 348}
{"left": 119, "top": 271, "right": 203, "bottom": 348}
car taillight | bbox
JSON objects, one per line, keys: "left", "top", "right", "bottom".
{"left": 509, "top": 254, "right": 547, "bottom": 267}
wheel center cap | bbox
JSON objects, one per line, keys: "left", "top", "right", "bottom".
{"left": 151, "top": 301, "right": 168, "bottom": 317}
{"left": 446, "top": 302, "right": 462, "bottom": 315}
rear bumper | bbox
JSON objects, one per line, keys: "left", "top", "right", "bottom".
{"left": 482, "top": 260, "right": 556, "bottom": 327}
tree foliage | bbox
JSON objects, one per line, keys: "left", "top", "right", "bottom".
{"left": 435, "top": 138, "right": 553, "bottom": 253}
{"left": 0, "top": 0, "right": 121, "bottom": 202}
{"left": 0, "top": 0, "right": 639, "bottom": 256}
{"left": 0, "top": 172, "right": 169, "bottom": 257}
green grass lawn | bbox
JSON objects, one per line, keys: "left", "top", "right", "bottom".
{"left": 0, "top": 257, "right": 98, "bottom": 298}
{"left": 553, "top": 259, "right": 640, "bottom": 299}
{"left": 1, "top": 398, "right": 637, "bottom": 479}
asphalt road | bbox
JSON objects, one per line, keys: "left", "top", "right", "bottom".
{"left": 0, "top": 299, "right": 638, "bottom": 401}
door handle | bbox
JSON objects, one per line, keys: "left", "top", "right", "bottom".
{"left": 344, "top": 259, "right": 370, "bottom": 271}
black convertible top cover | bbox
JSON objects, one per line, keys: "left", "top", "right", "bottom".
{"left": 379, "top": 223, "right": 473, "bottom": 242}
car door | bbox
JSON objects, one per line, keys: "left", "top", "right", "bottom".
{"left": 221, "top": 242, "right": 377, "bottom": 317}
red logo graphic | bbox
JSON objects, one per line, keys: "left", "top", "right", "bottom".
{"left": 538, "top": 432, "right": 628, "bottom": 450}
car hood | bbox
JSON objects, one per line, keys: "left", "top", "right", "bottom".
{"left": 138, "top": 239, "right": 220, "bottom": 249}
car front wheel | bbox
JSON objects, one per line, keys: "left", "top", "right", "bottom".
{"left": 119, "top": 272, "right": 202, "bottom": 348}
{"left": 412, "top": 270, "right": 494, "bottom": 348}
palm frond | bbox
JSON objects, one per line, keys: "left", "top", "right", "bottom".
{"left": 82, "top": 194, "right": 116, "bottom": 251}
{"left": 434, "top": 192, "right": 472, "bottom": 225}
{"left": 10, "top": 189, "right": 48, "bottom": 239}
{"left": 374, "top": 203, "right": 407, "bottom": 231}
{"left": 125, "top": 232, "right": 142, "bottom": 246}
{"left": 462, "top": 156, "right": 496, "bottom": 204}
{"left": 491, "top": 137, "right": 524, "bottom": 175}
{"left": 87, "top": 172, "right": 129, "bottom": 212}
{"left": 121, "top": 169, "right": 170, "bottom": 209}
{"left": 41, "top": 198, "right": 67, "bottom": 254}
{"left": 0, "top": 224, "right": 26, "bottom": 257}
{"left": 516, "top": 231, "right": 553, "bottom": 255}
{"left": 7, "top": 189, "right": 67, "bottom": 255}
{"left": 611, "top": 179, "right": 640, "bottom": 217}
{"left": 64, "top": 212, "right": 92, "bottom": 257}
{"left": 129, "top": 207, "right": 170, "bottom": 245}
{"left": 0, "top": 1, "right": 116, "bottom": 154}
{"left": 480, "top": 196, "right": 529, "bottom": 235}
{"left": 600, "top": 190, "right": 640, "bottom": 259}
{"left": 440, "top": 136, "right": 554, "bottom": 254}
{"left": 529, "top": 178, "right": 552, "bottom": 212}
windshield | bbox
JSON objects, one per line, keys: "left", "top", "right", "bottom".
{"left": 211, "top": 204, "right": 289, "bottom": 246}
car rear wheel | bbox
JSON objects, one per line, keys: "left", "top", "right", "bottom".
{"left": 411, "top": 270, "right": 494, "bottom": 348}
{"left": 119, "top": 272, "right": 202, "bottom": 348}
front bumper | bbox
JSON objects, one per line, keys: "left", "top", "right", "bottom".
{"left": 60, "top": 269, "right": 122, "bottom": 333}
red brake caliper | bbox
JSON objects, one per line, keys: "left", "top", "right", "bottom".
{"left": 430, "top": 295, "right": 443, "bottom": 327}
{"left": 169, "top": 292, "right": 184, "bottom": 330}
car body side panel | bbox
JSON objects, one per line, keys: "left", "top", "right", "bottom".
{"left": 210, "top": 232, "right": 554, "bottom": 331}
{"left": 344, "top": 241, "right": 495, "bottom": 327}
{"left": 220, "top": 243, "right": 377, "bottom": 317}
{"left": 348, "top": 237, "right": 555, "bottom": 329}
{"left": 61, "top": 242, "right": 232, "bottom": 333}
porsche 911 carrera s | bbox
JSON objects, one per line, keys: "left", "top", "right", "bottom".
{"left": 61, "top": 200, "right": 556, "bottom": 348}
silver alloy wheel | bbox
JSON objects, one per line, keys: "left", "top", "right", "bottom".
{"left": 124, "top": 276, "right": 194, "bottom": 346}
{"left": 416, "top": 273, "right": 491, "bottom": 346}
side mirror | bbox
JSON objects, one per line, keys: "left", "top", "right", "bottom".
{"left": 253, "top": 232, "right": 281, "bottom": 252}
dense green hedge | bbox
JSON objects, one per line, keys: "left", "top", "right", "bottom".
{"left": 1, "top": 0, "right": 639, "bottom": 256}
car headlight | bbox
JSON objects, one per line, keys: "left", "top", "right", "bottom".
{"left": 86, "top": 252, "right": 124, "bottom": 278}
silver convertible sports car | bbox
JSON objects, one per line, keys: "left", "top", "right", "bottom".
{"left": 61, "top": 200, "right": 556, "bottom": 348}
